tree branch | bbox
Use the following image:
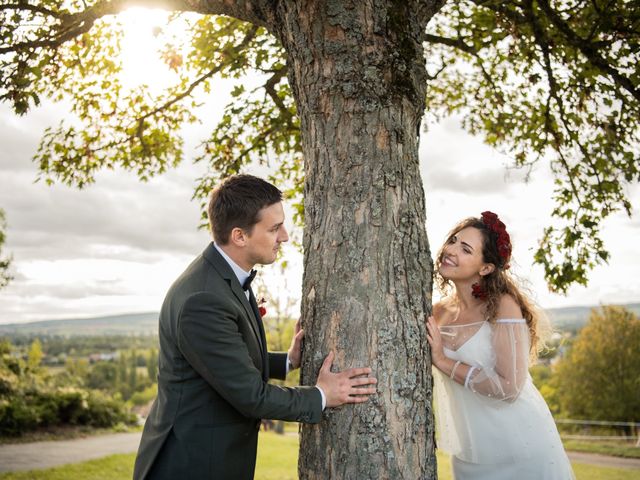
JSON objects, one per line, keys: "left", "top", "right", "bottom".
{"left": 423, "top": 33, "right": 477, "bottom": 54}
{"left": 423, "top": 33, "right": 503, "bottom": 102}
{"left": 536, "top": 0, "right": 640, "bottom": 103}
{"left": 136, "top": 25, "right": 259, "bottom": 126}
{"left": 1, "top": 0, "right": 276, "bottom": 55}
{"left": 524, "top": 0, "right": 585, "bottom": 215}
{"left": 0, "top": 3, "right": 58, "bottom": 16}
{"left": 470, "top": 0, "right": 528, "bottom": 26}
{"left": 262, "top": 65, "right": 296, "bottom": 128}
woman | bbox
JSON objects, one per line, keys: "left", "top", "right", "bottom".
{"left": 426, "top": 211, "right": 574, "bottom": 479}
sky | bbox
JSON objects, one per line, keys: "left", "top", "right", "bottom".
{"left": 0, "top": 8, "right": 639, "bottom": 324}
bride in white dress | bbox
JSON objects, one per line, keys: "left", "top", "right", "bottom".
{"left": 426, "top": 212, "right": 574, "bottom": 480}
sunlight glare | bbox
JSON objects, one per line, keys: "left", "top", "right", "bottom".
{"left": 118, "top": 7, "right": 179, "bottom": 91}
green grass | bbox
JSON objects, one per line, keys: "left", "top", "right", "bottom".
{"left": 436, "top": 452, "right": 639, "bottom": 480}
{"left": 255, "top": 432, "right": 299, "bottom": 480}
{"left": 572, "top": 462, "right": 640, "bottom": 480}
{"left": 563, "top": 440, "right": 640, "bottom": 459}
{"left": 0, "top": 453, "right": 134, "bottom": 480}
{"left": 0, "top": 432, "right": 637, "bottom": 479}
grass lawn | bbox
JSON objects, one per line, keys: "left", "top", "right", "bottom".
{"left": 0, "top": 432, "right": 637, "bottom": 479}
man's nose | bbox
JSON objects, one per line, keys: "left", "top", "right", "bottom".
{"left": 279, "top": 226, "right": 289, "bottom": 243}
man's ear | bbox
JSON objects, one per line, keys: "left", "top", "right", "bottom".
{"left": 229, "top": 227, "right": 247, "bottom": 247}
{"left": 479, "top": 263, "right": 496, "bottom": 277}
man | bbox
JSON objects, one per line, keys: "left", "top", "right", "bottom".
{"left": 134, "top": 174, "right": 377, "bottom": 479}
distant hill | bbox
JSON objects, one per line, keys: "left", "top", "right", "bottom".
{"left": 0, "top": 303, "right": 638, "bottom": 338}
{"left": 546, "top": 302, "right": 640, "bottom": 332}
{"left": 0, "top": 312, "right": 159, "bottom": 337}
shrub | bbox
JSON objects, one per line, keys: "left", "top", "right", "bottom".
{"left": 0, "top": 397, "right": 39, "bottom": 435}
{"left": 84, "top": 390, "right": 136, "bottom": 427}
{"left": 0, "top": 387, "right": 136, "bottom": 436}
{"left": 129, "top": 384, "right": 157, "bottom": 407}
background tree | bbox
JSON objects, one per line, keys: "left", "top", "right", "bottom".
{"left": 1, "top": 0, "right": 639, "bottom": 477}
{"left": 86, "top": 361, "right": 119, "bottom": 391}
{"left": 146, "top": 348, "right": 158, "bottom": 382}
{"left": 117, "top": 350, "right": 129, "bottom": 398}
{"left": 555, "top": 306, "right": 640, "bottom": 424}
{"left": 26, "top": 338, "right": 43, "bottom": 370}
{"left": 64, "top": 357, "right": 89, "bottom": 382}
{"left": 128, "top": 349, "right": 138, "bottom": 393}
{"left": 0, "top": 209, "right": 11, "bottom": 289}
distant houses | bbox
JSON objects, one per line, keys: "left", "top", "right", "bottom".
{"left": 88, "top": 351, "right": 119, "bottom": 363}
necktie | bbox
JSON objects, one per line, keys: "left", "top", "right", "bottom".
{"left": 243, "top": 269, "right": 257, "bottom": 291}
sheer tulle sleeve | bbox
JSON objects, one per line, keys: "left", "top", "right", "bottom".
{"left": 465, "top": 319, "right": 530, "bottom": 403}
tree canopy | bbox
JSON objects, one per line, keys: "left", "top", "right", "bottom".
{"left": 1, "top": 0, "right": 638, "bottom": 293}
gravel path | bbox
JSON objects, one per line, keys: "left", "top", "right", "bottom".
{"left": 0, "top": 432, "right": 142, "bottom": 472}
{"left": 567, "top": 451, "right": 640, "bottom": 470}
{"left": 0, "top": 432, "right": 638, "bottom": 473}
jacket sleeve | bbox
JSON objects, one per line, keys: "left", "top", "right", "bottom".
{"left": 177, "top": 291, "right": 322, "bottom": 423}
{"left": 268, "top": 352, "right": 288, "bottom": 381}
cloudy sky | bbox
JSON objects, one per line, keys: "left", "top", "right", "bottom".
{"left": 1, "top": 9, "right": 638, "bottom": 324}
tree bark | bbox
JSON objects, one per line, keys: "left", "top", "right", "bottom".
{"left": 273, "top": 1, "right": 443, "bottom": 478}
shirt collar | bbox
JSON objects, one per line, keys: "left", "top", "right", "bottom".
{"left": 213, "top": 243, "right": 252, "bottom": 287}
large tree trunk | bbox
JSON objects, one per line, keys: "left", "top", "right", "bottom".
{"left": 273, "top": 1, "right": 443, "bottom": 478}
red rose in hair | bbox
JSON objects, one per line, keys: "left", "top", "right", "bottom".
{"left": 472, "top": 282, "right": 488, "bottom": 300}
{"left": 480, "top": 211, "right": 512, "bottom": 265}
{"left": 481, "top": 211, "right": 498, "bottom": 223}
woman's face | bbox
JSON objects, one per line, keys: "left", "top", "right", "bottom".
{"left": 438, "top": 226, "right": 488, "bottom": 282}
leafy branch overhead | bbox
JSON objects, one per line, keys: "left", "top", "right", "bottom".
{"left": 1, "top": 0, "right": 638, "bottom": 293}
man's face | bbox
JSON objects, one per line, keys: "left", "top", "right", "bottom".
{"left": 245, "top": 202, "right": 289, "bottom": 266}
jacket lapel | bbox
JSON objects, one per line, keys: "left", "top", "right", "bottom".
{"left": 248, "top": 288, "right": 270, "bottom": 379}
{"left": 202, "top": 243, "right": 265, "bottom": 359}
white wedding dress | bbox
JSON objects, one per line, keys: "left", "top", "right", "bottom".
{"left": 433, "top": 319, "right": 575, "bottom": 479}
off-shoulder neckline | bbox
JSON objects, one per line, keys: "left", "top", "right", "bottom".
{"left": 495, "top": 318, "right": 526, "bottom": 324}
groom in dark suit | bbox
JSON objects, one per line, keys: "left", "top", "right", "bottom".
{"left": 133, "top": 174, "right": 377, "bottom": 479}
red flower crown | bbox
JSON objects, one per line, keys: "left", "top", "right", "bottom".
{"left": 480, "top": 211, "right": 511, "bottom": 268}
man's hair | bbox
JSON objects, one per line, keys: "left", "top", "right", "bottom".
{"left": 208, "top": 174, "right": 282, "bottom": 244}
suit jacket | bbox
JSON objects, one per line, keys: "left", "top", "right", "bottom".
{"left": 133, "top": 243, "right": 322, "bottom": 480}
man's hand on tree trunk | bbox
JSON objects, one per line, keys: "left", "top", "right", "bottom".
{"left": 316, "top": 351, "right": 377, "bottom": 408}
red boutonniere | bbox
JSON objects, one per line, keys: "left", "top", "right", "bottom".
{"left": 258, "top": 298, "right": 267, "bottom": 317}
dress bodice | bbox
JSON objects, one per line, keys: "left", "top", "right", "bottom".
{"left": 442, "top": 321, "right": 492, "bottom": 367}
